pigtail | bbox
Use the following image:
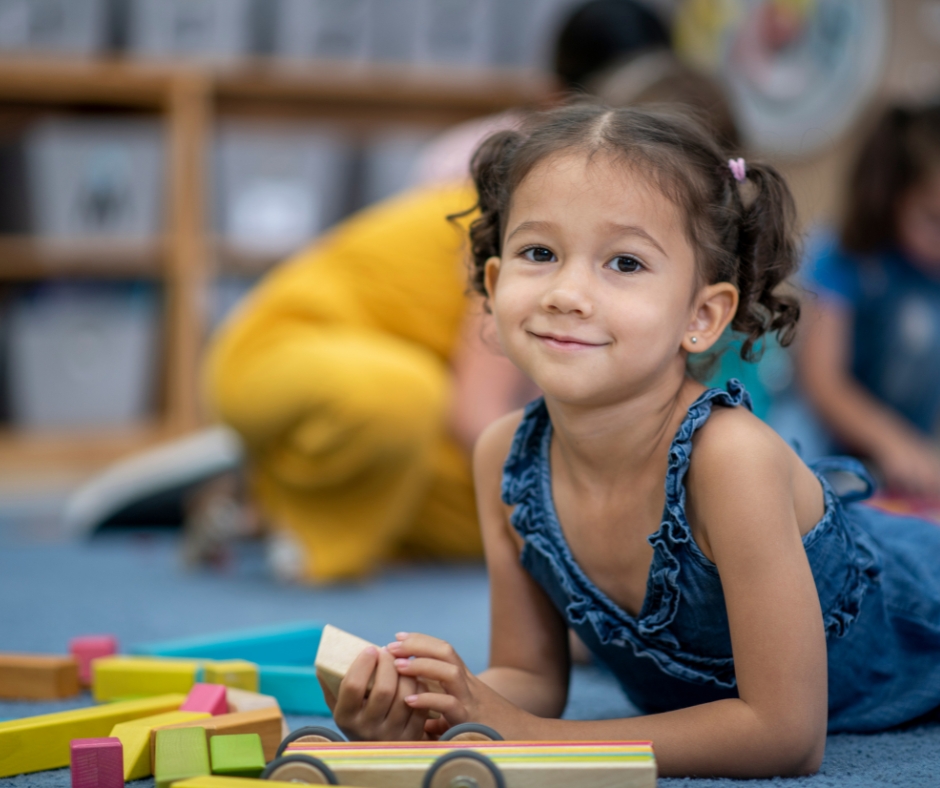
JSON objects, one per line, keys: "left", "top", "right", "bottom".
{"left": 729, "top": 162, "right": 801, "bottom": 360}
{"left": 462, "top": 130, "right": 523, "bottom": 297}
{"left": 841, "top": 107, "right": 912, "bottom": 253}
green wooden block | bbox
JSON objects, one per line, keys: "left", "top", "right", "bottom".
{"left": 154, "top": 727, "right": 210, "bottom": 788}
{"left": 209, "top": 733, "right": 265, "bottom": 777}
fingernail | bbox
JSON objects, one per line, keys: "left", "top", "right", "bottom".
{"left": 405, "top": 695, "right": 418, "bottom": 703}
{"left": 394, "top": 658, "right": 411, "bottom": 668}
{"left": 386, "top": 641, "right": 402, "bottom": 652}
{"left": 365, "top": 646, "right": 378, "bottom": 655}
{"left": 396, "top": 632, "right": 409, "bottom": 640}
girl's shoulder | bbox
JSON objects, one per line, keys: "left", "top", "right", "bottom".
{"left": 473, "top": 407, "right": 527, "bottom": 507}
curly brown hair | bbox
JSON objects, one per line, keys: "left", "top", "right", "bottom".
{"left": 459, "top": 102, "right": 800, "bottom": 361}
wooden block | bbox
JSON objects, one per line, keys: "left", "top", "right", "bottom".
{"left": 150, "top": 706, "right": 283, "bottom": 767}
{"left": 110, "top": 711, "right": 210, "bottom": 780}
{"left": 70, "top": 737, "right": 124, "bottom": 788}
{"left": 258, "top": 665, "right": 329, "bottom": 716}
{"left": 202, "top": 661, "right": 258, "bottom": 692}
{"left": 283, "top": 740, "right": 658, "bottom": 788}
{"left": 154, "top": 727, "right": 210, "bottom": 788}
{"left": 132, "top": 622, "right": 324, "bottom": 665}
{"left": 224, "top": 688, "right": 289, "bottom": 740}
{"left": 313, "top": 625, "right": 376, "bottom": 701}
{"left": 181, "top": 684, "right": 228, "bottom": 715}
{"left": 0, "top": 693, "right": 185, "bottom": 778}
{"left": 70, "top": 635, "right": 118, "bottom": 686}
{"left": 209, "top": 733, "right": 265, "bottom": 777}
{"left": 0, "top": 653, "right": 81, "bottom": 700}
{"left": 93, "top": 657, "right": 200, "bottom": 702}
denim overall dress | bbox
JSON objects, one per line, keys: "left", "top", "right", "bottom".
{"left": 502, "top": 381, "right": 940, "bottom": 732}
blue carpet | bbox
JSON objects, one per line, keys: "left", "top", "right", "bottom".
{"left": 1, "top": 532, "right": 937, "bottom": 787}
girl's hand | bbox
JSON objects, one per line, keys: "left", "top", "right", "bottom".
{"left": 319, "top": 646, "right": 429, "bottom": 741}
{"left": 388, "top": 633, "right": 526, "bottom": 737}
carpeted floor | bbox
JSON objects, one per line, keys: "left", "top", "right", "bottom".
{"left": 1, "top": 529, "right": 937, "bottom": 787}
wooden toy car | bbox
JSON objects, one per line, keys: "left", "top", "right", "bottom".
{"left": 262, "top": 725, "right": 656, "bottom": 788}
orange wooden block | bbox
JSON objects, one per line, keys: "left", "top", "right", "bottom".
{"left": 149, "top": 707, "right": 282, "bottom": 766}
{"left": 0, "top": 654, "right": 80, "bottom": 700}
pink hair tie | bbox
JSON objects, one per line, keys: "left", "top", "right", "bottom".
{"left": 728, "top": 157, "right": 747, "bottom": 183}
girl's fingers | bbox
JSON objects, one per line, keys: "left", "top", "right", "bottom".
{"left": 394, "top": 656, "right": 463, "bottom": 688}
{"left": 404, "top": 691, "right": 469, "bottom": 724}
{"left": 363, "top": 648, "right": 398, "bottom": 719}
{"left": 334, "top": 647, "right": 379, "bottom": 718}
{"left": 387, "top": 633, "right": 462, "bottom": 665}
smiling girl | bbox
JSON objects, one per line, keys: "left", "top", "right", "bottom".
{"left": 323, "top": 104, "right": 940, "bottom": 778}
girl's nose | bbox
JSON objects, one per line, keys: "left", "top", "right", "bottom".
{"left": 540, "top": 262, "right": 594, "bottom": 316}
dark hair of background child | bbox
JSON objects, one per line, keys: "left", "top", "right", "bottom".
{"left": 553, "top": 0, "right": 671, "bottom": 90}
{"left": 842, "top": 103, "right": 940, "bottom": 254}
{"left": 460, "top": 103, "right": 801, "bottom": 360}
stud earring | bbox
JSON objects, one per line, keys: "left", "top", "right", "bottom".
{"left": 690, "top": 336, "right": 698, "bottom": 344}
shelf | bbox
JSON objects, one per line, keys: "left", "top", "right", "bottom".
{"left": 0, "top": 422, "right": 171, "bottom": 473}
{"left": 0, "top": 236, "right": 165, "bottom": 280}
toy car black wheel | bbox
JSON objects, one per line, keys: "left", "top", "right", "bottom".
{"left": 262, "top": 754, "right": 339, "bottom": 784}
{"left": 422, "top": 750, "right": 506, "bottom": 788}
{"left": 276, "top": 725, "right": 347, "bottom": 757}
{"left": 439, "top": 723, "right": 504, "bottom": 742}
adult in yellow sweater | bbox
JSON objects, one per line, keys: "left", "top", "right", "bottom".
{"left": 205, "top": 184, "right": 532, "bottom": 583}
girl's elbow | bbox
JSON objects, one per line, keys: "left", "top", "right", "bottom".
{"left": 774, "top": 726, "right": 826, "bottom": 776}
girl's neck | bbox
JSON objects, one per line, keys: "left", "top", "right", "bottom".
{"left": 544, "top": 373, "right": 706, "bottom": 490}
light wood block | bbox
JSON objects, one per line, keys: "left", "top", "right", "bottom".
{"left": 69, "top": 636, "right": 119, "bottom": 686}
{"left": 224, "top": 688, "right": 289, "bottom": 740}
{"left": 0, "top": 693, "right": 185, "bottom": 778}
{"left": 0, "top": 653, "right": 81, "bottom": 700}
{"left": 150, "top": 706, "right": 283, "bottom": 766}
{"left": 154, "top": 727, "right": 210, "bottom": 788}
{"left": 70, "top": 737, "right": 124, "bottom": 788}
{"left": 282, "top": 741, "right": 658, "bottom": 788}
{"left": 93, "top": 657, "right": 200, "bottom": 702}
{"left": 209, "top": 733, "right": 265, "bottom": 777}
{"left": 110, "top": 711, "right": 210, "bottom": 780}
{"left": 181, "top": 684, "right": 228, "bottom": 715}
{"left": 202, "top": 661, "right": 258, "bottom": 692}
{"left": 314, "top": 625, "right": 376, "bottom": 700}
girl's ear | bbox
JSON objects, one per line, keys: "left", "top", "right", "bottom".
{"left": 483, "top": 256, "right": 501, "bottom": 300}
{"left": 682, "top": 282, "right": 739, "bottom": 353}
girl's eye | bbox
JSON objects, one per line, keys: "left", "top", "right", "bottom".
{"left": 522, "top": 246, "right": 556, "bottom": 263}
{"left": 608, "top": 255, "right": 642, "bottom": 274}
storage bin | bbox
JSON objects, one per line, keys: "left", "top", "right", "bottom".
{"left": 359, "top": 126, "right": 436, "bottom": 208}
{"left": 274, "top": 0, "right": 373, "bottom": 62}
{"left": 0, "top": 0, "right": 110, "bottom": 56}
{"left": 491, "top": 0, "right": 583, "bottom": 68}
{"left": 214, "top": 122, "right": 354, "bottom": 256}
{"left": 8, "top": 283, "right": 160, "bottom": 429}
{"left": 126, "top": 0, "right": 256, "bottom": 60}
{"left": 413, "top": 0, "right": 495, "bottom": 66}
{"left": 22, "top": 117, "right": 164, "bottom": 240}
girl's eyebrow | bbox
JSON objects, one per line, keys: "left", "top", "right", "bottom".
{"left": 506, "top": 220, "right": 554, "bottom": 242}
{"left": 603, "top": 222, "right": 667, "bottom": 256}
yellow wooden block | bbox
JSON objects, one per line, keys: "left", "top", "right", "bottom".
{"left": 111, "top": 710, "right": 211, "bottom": 780}
{"left": 93, "top": 657, "right": 200, "bottom": 702}
{"left": 202, "top": 661, "right": 258, "bottom": 692}
{"left": 0, "top": 694, "right": 185, "bottom": 778}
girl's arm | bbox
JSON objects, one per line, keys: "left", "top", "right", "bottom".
{"left": 393, "top": 413, "right": 828, "bottom": 778}
{"left": 799, "top": 299, "right": 940, "bottom": 494}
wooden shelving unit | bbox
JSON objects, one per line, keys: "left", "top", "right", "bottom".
{"left": 0, "top": 56, "right": 552, "bottom": 473}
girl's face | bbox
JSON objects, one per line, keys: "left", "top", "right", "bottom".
{"left": 897, "top": 172, "right": 940, "bottom": 272}
{"left": 485, "top": 150, "right": 720, "bottom": 407}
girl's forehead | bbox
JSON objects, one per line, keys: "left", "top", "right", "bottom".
{"left": 508, "top": 150, "right": 682, "bottom": 230}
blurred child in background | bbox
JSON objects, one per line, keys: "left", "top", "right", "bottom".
{"left": 799, "top": 103, "right": 940, "bottom": 496}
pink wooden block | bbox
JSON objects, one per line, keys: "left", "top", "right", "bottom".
{"left": 70, "top": 737, "right": 123, "bottom": 788}
{"left": 69, "top": 635, "right": 118, "bottom": 685}
{"left": 180, "top": 682, "right": 228, "bottom": 715}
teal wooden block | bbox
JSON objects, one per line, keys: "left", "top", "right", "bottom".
{"left": 132, "top": 622, "right": 324, "bottom": 666}
{"left": 154, "top": 727, "right": 210, "bottom": 788}
{"left": 258, "top": 665, "right": 329, "bottom": 716}
{"left": 209, "top": 733, "right": 265, "bottom": 777}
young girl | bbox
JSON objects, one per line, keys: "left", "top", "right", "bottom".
{"left": 800, "top": 103, "right": 940, "bottom": 495}
{"left": 322, "top": 104, "right": 940, "bottom": 778}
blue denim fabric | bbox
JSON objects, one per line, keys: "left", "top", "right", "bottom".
{"left": 502, "top": 381, "right": 940, "bottom": 733}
